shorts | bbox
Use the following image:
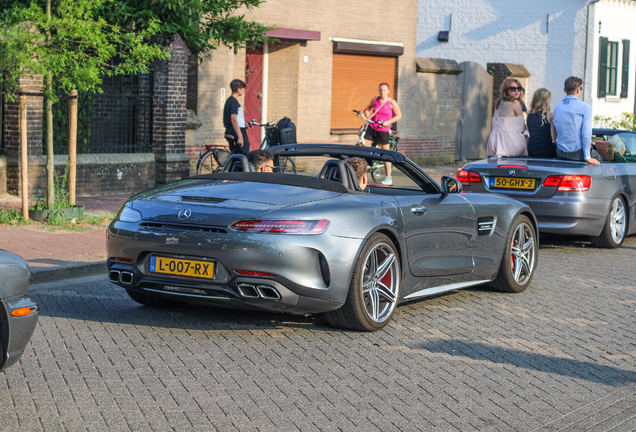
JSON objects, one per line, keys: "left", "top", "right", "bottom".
{"left": 363, "top": 127, "right": 390, "bottom": 145}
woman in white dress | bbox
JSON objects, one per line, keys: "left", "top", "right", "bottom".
{"left": 487, "top": 78, "right": 528, "bottom": 158}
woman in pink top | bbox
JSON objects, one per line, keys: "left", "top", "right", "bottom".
{"left": 363, "top": 82, "right": 402, "bottom": 185}
{"left": 487, "top": 78, "right": 528, "bottom": 158}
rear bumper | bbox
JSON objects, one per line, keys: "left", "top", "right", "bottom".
{"left": 1, "top": 297, "right": 39, "bottom": 371}
{"left": 107, "top": 222, "right": 364, "bottom": 315}
{"left": 518, "top": 195, "right": 609, "bottom": 236}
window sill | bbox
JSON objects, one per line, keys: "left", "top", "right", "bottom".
{"left": 605, "top": 95, "right": 621, "bottom": 103}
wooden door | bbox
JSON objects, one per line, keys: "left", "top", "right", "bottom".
{"left": 245, "top": 48, "right": 263, "bottom": 151}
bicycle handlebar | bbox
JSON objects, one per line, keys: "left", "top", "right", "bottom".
{"left": 353, "top": 110, "right": 383, "bottom": 125}
{"left": 247, "top": 119, "right": 275, "bottom": 128}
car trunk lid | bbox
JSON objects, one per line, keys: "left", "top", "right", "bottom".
{"left": 130, "top": 178, "right": 343, "bottom": 226}
{"left": 462, "top": 158, "right": 590, "bottom": 198}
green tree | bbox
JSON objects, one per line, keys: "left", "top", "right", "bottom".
{"left": 95, "top": 0, "right": 273, "bottom": 58}
{"left": 0, "top": 0, "right": 167, "bottom": 209}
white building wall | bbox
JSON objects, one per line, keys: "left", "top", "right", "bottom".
{"left": 416, "top": 0, "right": 589, "bottom": 107}
{"left": 589, "top": 0, "right": 636, "bottom": 121}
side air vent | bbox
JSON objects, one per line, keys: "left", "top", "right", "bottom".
{"left": 181, "top": 196, "right": 227, "bottom": 203}
{"left": 477, "top": 216, "right": 496, "bottom": 236}
{"left": 140, "top": 222, "right": 226, "bottom": 233}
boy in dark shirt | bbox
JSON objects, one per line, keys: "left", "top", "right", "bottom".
{"left": 223, "top": 79, "right": 250, "bottom": 155}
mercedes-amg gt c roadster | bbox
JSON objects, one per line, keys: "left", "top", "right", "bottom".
{"left": 107, "top": 144, "right": 538, "bottom": 331}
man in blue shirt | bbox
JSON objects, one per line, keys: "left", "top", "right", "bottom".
{"left": 552, "top": 76, "right": 601, "bottom": 166}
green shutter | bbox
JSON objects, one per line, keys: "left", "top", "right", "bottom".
{"left": 621, "top": 39, "right": 630, "bottom": 98}
{"left": 598, "top": 36, "right": 608, "bottom": 98}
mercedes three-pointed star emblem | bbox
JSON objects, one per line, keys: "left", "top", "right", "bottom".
{"left": 178, "top": 208, "right": 192, "bottom": 220}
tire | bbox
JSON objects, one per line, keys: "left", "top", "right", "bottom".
{"left": 196, "top": 150, "right": 221, "bottom": 175}
{"left": 126, "top": 289, "right": 186, "bottom": 308}
{"left": 591, "top": 196, "right": 627, "bottom": 249}
{"left": 488, "top": 215, "right": 537, "bottom": 293}
{"left": 322, "top": 233, "right": 400, "bottom": 331}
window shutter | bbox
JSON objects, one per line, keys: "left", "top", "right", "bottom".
{"left": 621, "top": 39, "right": 630, "bottom": 98}
{"left": 598, "top": 36, "right": 608, "bottom": 98}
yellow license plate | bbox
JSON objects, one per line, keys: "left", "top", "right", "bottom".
{"left": 149, "top": 256, "right": 214, "bottom": 279}
{"left": 491, "top": 177, "right": 536, "bottom": 189}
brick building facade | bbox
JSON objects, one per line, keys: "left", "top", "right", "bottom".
{"left": 187, "top": 0, "right": 460, "bottom": 168}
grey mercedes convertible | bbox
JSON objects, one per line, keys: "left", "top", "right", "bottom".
{"left": 107, "top": 144, "right": 538, "bottom": 331}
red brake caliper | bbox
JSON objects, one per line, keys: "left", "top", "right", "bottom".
{"left": 511, "top": 240, "right": 515, "bottom": 270}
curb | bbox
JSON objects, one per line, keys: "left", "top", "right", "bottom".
{"left": 30, "top": 261, "right": 107, "bottom": 286}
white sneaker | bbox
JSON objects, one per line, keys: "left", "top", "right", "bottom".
{"left": 380, "top": 176, "right": 393, "bottom": 185}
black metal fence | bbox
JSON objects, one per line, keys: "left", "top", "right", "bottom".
{"left": 46, "top": 73, "right": 153, "bottom": 155}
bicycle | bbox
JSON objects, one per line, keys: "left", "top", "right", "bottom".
{"left": 248, "top": 119, "right": 298, "bottom": 174}
{"left": 353, "top": 110, "right": 399, "bottom": 182}
{"left": 196, "top": 134, "right": 238, "bottom": 175}
{"left": 196, "top": 120, "right": 298, "bottom": 175}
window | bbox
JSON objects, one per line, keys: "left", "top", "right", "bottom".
{"left": 606, "top": 41, "right": 619, "bottom": 95}
{"left": 598, "top": 37, "right": 629, "bottom": 98}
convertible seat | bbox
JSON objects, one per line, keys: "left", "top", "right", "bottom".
{"left": 594, "top": 141, "right": 610, "bottom": 161}
{"left": 318, "top": 159, "right": 361, "bottom": 191}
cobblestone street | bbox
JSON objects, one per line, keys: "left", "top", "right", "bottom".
{"left": 2, "top": 236, "right": 636, "bottom": 431}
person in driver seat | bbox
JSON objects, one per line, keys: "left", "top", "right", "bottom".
{"left": 344, "top": 157, "right": 368, "bottom": 191}
{"left": 248, "top": 150, "right": 275, "bottom": 172}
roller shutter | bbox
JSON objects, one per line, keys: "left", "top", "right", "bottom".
{"left": 331, "top": 54, "right": 396, "bottom": 133}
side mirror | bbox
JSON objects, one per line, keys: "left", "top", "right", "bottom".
{"left": 441, "top": 176, "right": 462, "bottom": 194}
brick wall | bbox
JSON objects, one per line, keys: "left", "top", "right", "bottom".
{"left": 3, "top": 154, "right": 155, "bottom": 197}
{"left": 187, "top": 0, "right": 458, "bottom": 164}
{"left": 3, "top": 76, "right": 44, "bottom": 158}
{"left": 267, "top": 41, "right": 300, "bottom": 125}
{"left": 152, "top": 34, "right": 191, "bottom": 185}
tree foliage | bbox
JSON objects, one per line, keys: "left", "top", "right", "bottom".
{"left": 0, "top": 0, "right": 167, "bottom": 101}
{"left": 95, "top": 0, "right": 274, "bottom": 58}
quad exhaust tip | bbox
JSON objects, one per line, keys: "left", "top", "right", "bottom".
{"left": 108, "top": 270, "right": 134, "bottom": 285}
{"left": 237, "top": 283, "right": 281, "bottom": 300}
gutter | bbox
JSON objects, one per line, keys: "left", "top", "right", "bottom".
{"left": 583, "top": 0, "right": 602, "bottom": 101}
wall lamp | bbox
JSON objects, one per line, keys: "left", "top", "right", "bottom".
{"left": 438, "top": 13, "right": 452, "bottom": 42}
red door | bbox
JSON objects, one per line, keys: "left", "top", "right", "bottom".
{"left": 244, "top": 49, "right": 263, "bottom": 151}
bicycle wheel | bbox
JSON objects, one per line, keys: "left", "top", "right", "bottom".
{"left": 197, "top": 150, "right": 221, "bottom": 175}
{"left": 369, "top": 161, "right": 385, "bottom": 183}
{"left": 277, "top": 156, "right": 298, "bottom": 174}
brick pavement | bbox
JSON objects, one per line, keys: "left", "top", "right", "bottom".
{"left": 1, "top": 236, "right": 635, "bottom": 431}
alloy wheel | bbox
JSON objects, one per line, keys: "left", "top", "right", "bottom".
{"left": 510, "top": 222, "right": 535, "bottom": 285}
{"left": 362, "top": 242, "right": 400, "bottom": 323}
{"left": 610, "top": 198, "right": 626, "bottom": 244}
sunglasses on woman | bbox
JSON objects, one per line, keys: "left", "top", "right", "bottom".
{"left": 508, "top": 86, "right": 524, "bottom": 92}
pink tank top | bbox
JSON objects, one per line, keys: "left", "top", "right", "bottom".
{"left": 370, "top": 98, "right": 393, "bottom": 132}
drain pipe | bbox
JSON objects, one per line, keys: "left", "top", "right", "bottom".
{"left": 582, "top": 0, "right": 602, "bottom": 101}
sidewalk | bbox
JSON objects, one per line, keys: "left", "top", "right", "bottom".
{"left": 0, "top": 194, "right": 128, "bottom": 285}
{"left": 0, "top": 164, "right": 464, "bottom": 286}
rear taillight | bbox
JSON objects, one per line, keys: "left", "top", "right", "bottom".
{"left": 236, "top": 270, "right": 276, "bottom": 277}
{"left": 456, "top": 170, "right": 482, "bottom": 186}
{"left": 543, "top": 175, "right": 591, "bottom": 191}
{"left": 230, "top": 219, "right": 329, "bottom": 234}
